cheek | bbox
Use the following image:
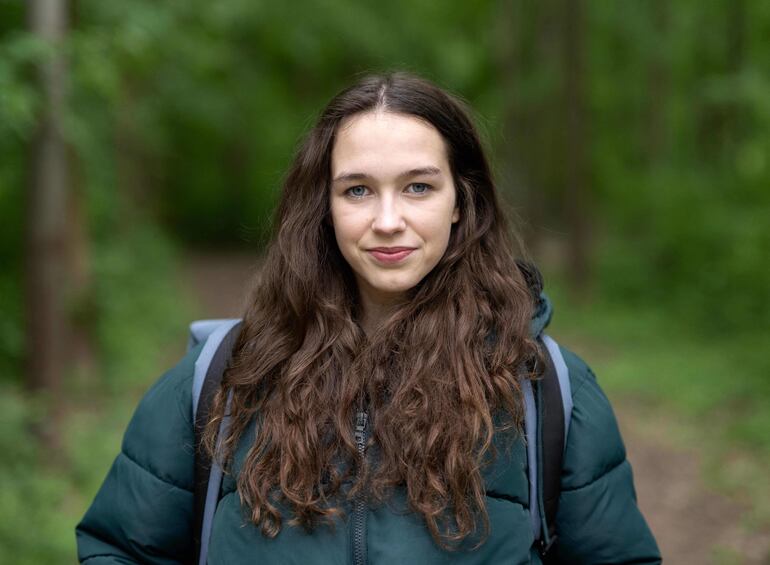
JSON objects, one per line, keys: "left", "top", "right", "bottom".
{"left": 423, "top": 217, "right": 456, "bottom": 266}
{"left": 422, "top": 210, "right": 456, "bottom": 246}
{"left": 331, "top": 206, "right": 367, "bottom": 246}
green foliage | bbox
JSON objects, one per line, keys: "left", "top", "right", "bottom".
{"left": 0, "top": 358, "right": 183, "bottom": 563}
{"left": 0, "top": 389, "right": 76, "bottom": 564}
{"left": 88, "top": 224, "right": 194, "bottom": 388}
{"left": 597, "top": 166, "right": 770, "bottom": 333}
{"left": 64, "top": 0, "right": 500, "bottom": 246}
{"left": 584, "top": 1, "right": 770, "bottom": 335}
{"left": 0, "top": 221, "right": 191, "bottom": 561}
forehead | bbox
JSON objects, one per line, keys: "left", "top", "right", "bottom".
{"left": 331, "top": 111, "right": 449, "bottom": 176}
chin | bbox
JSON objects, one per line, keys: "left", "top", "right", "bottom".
{"left": 370, "top": 276, "right": 420, "bottom": 296}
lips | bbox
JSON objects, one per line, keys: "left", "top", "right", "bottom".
{"left": 368, "top": 247, "right": 415, "bottom": 253}
{"left": 367, "top": 247, "right": 416, "bottom": 264}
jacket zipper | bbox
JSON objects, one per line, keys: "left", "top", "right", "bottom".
{"left": 352, "top": 410, "right": 369, "bottom": 565}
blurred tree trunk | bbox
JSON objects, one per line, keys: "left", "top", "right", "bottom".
{"left": 24, "top": 0, "right": 70, "bottom": 452}
{"left": 562, "top": 0, "right": 591, "bottom": 293}
{"left": 493, "top": 1, "right": 554, "bottom": 258}
{"left": 66, "top": 164, "right": 97, "bottom": 384}
{"left": 66, "top": 0, "right": 98, "bottom": 385}
{"left": 494, "top": 0, "right": 534, "bottom": 249}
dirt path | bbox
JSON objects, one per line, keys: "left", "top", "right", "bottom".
{"left": 182, "top": 250, "right": 769, "bottom": 565}
{"left": 618, "top": 407, "right": 769, "bottom": 564}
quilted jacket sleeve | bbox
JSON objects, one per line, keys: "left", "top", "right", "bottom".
{"left": 549, "top": 346, "right": 661, "bottom": 564}
{"left": 75, "top": 344, "right": 203, "bottom": 564}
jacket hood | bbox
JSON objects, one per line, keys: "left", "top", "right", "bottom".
{"left": 516, "top": 260, "right": 553, "bottom": 338}
{"left": 530, "top": 291, "right": 552, "bottom": 338}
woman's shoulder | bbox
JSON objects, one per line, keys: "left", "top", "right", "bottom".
{"left": 548, "top": 342, "right": 662, "bottom": 563}
{"left": 76, "top": 344, "right": 204, "bottom": 563}
{"left": 554, "top": 342, "right": 628, "bottom": 490}
{"left": 556, "top": 343, "right": 600, "bottom": 398}
{"left": 136, "top": 342, "right": 201, "bottom": 407}
{"left": 120, "top": 342, "right": 204, "bottom": 491}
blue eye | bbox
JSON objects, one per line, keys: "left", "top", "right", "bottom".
{"left": 346, "top": 186, "right": 368, "bottom": 198}
{"left": 408, "top": 183, "right": 431, "bottom": 194}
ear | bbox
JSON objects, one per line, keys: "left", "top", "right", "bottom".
{"left": 452, "top": 206, "right": 460, "bottom": 224}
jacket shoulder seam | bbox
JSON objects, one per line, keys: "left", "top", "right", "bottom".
{"left": 120, "top": 447, "right": 194, "bottom": 493}
{"left": 570, "top": 372, "right": 591, "bottom": 400}
{"left": 564, "top": 352, "right": 594, "bottom": 400}
{"left": 560, "top": 457, "right": 627, "bottom": 493}
{"left": 81, "top": 553, "right": 134, "bottom": 563}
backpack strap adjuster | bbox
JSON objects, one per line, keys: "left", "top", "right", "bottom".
{"left": 538, "top": 534, "right": 559, "bottom": 557}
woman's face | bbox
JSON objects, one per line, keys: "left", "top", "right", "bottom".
{"left": 329, "top": 110, "right": 460, "bottom": 308}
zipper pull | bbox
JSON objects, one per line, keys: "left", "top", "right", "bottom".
{"left": 354, "top": 411, "right": 368, "bottom": 445}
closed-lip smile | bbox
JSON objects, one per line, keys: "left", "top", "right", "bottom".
{"left": 367, "top": 246, "right": 416, "bottom": 264}
{"left": 368, "top": 246, "right": 416, "bottom": 253}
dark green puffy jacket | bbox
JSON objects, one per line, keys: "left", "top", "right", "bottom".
{"left": 76, "top": 298, "right": 661, "bottom": 564}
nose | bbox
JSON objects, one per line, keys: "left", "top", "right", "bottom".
{"left": 371, "top": 194, "right": 406, "bottom": 234}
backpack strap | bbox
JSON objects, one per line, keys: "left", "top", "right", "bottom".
{"left": 522, "top": 378, "right": 540, "bottom": 539}
{"left": 524, "top": 334, "right": 572, "bottom": 558}
{"left": 541, "top": 334, "right": 573, "bottom": 448}
{"left": 190, "top": 319, "right": 241, "bottom": 414}
{"left": 190, "top": 319, "right": 242, "bottom": 565}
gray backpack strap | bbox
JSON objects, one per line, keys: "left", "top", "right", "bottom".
{"left": 525, "top": 335, "right": 573, "bottom": 546}
{"left": 523, "top": 378, "right": 540, "bottom": 541}
{"left": 191, "top": 319, "right": 241, "bottom": 417}
{"left": 188, "top": 319, "right": 239, "bottom": 351}
{"left": 189, "top": 318, "right": 241, "bottom": 565}
{"left": 198, "top": 391, "right": 233, "bottom": 565}
{"left": 541, "top": 334, "right": 572, "bottom": 447}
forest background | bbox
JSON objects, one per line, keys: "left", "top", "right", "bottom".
{"left": 1, "top": 1, "right": 769, "bottom": 563}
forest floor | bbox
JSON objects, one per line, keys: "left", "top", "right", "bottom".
{"left": 182, "top": 250, "right": 770, "bottom": 565}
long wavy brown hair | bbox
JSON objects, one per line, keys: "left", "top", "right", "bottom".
{"left": 202, "top": 72, "right": 540, "bottom": 550}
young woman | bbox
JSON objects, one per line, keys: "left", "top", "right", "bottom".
{"left": 77, "top": 72, "right": 661, "bottom": 564}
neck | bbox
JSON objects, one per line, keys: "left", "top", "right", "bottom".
{"left": 358, "top": 287, "right": 405, "bottom": 337}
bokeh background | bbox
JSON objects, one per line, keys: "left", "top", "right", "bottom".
{"left": 1, "top": 1, "right": 769, "bottom": 563}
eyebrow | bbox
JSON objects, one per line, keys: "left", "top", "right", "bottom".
{"left": 332, "top": 166, "right": 442, "bottom": 184}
